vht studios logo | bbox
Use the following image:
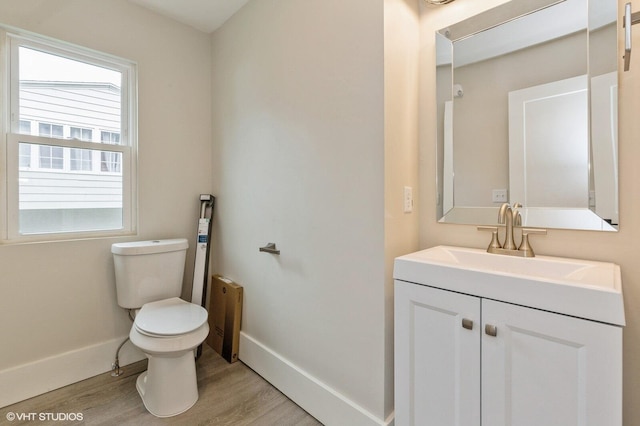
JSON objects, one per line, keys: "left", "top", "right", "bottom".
{"left": 5, "top": 411, "right": 84, "bottom": 421}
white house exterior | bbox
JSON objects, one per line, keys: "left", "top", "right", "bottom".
{"left": 17, "top": 81, "right": 123, "bottom": 233}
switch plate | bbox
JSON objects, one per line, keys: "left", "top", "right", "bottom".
{"left": 492, "top": 189, "right": 508, "bottom": 203}
{"left": 404, "top": 186, "right": 413, "bottom": 213}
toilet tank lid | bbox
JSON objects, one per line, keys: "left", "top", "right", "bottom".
{"left": 111, "top": 238, "right": 189, "bottom": 255}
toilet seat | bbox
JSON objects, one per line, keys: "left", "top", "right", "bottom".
{"left": 135, "top": 297, "right": 208, "bottom": 337}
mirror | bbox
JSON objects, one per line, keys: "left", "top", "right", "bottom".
{"left": 435, "top": 0, "right": 618, "bottom": 231}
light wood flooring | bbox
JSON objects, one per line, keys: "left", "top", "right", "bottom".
{"left": 3, "top": 345, "right": 322, "bottom": 425}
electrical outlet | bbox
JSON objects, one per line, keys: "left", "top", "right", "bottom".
{"left": 404, "top": 186, "right": 413, "bottom": 213}
{"left": 492, "top": 189, "right": 508, "bottom": 203}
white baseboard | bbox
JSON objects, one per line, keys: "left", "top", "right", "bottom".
{"left": 0, "top": 336, "right": 145, "bottom": 408}
{"left": 2, "top": 331, "right": 396, "bottom": 425}
{"left": 239, "top": 332, "right": 393, "bottom": 426}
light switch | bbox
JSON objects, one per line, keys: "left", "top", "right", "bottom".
{"left": 492, "top": 189, "right": 508, "bottom": 203}
{"left": 404, "top": 186, "right": 413, "bottom": 213}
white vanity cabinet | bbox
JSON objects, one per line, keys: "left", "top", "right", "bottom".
{"left": 394, "top": 282, "right": 481, "bottom": 426}
{"left": 395, "top": 281, "right": 622, "bottom": 426}
{"left": 394, "top": 246, "right": 624, "bottom": 426}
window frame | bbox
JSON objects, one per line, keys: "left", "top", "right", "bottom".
{"left": 0, "top": 27, "right": 138, "bottom": 243}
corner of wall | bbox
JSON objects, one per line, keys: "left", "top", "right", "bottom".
{"left": 383, "top": 0, "right": 421, "bottom": 420}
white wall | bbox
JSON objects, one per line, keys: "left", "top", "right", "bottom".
{"left": 384, "top": 0, "right": 421, "bottom": 419}
{"left": 210, "top": 0, "right": 408, "bottom": 424}
{"left": 452, "top": 32, "right": 587, "bottom": 208}
{"left": 420, "top": 1, "right": 640, "bottom": 425}
{"left": 0, "top": 1, "right": 422, "bottom": 421}
{"left": 0, "top": 0, "right": 212, "bottom": 407}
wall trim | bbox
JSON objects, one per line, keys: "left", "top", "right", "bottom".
{"left": 0, "top": 336, "right": 144, "bottom": 408}
{"left": 239, "top": 332, "right": 394, "bottom": 426}
{"left": 2, "top": 330, "right": 396, "bottom": 422}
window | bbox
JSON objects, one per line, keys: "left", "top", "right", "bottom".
{"left": 38, "top": 123, "right": 64, "bottom": 138}
{"left": 1, "top": 29, "right": 137, "bottom": 241}
{"left": 70, "top": 127, "right": 93, "bottom": 141}
{"left": 100, "top": 131, "right": 122, "bottom": 173}
{"left": 70, "top": 148, "right": 92, "bottom": 171}
{"left": 18, "top": 120, "right": 31, "bottom": 168}
{"left": 69, "top": 127, "right": 93, "bottom": 171}
{"left": 38, "top": 145, "right": 64, "bottom": 170}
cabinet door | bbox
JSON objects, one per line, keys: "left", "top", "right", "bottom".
{"left": 395, "top": 280, "right": 481, "bottom": 426}
{"left": 482, "top": 299, "right": 622, "bottom": 426}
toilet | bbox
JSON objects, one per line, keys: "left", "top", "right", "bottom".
{"left": 111, "top": 238, "right": 209, "bottom": 418}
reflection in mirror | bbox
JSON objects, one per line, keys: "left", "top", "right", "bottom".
{"left": 435, "top": 0, "right": 618, "bottom": 231}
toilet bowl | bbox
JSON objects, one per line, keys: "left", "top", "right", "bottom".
{"left": 129, "top": 297, "right": 209, "bottom": 417}
{"left": 111, "top": 239, "right": 209, "bottom": 418}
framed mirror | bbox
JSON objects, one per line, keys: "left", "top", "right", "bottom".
{"left": 435, "top": 0, "right": 618, "bottom": 231}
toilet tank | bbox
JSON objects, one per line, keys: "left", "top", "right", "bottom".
{"left": 111, "top": 239, "right": 189, "bottom": 309}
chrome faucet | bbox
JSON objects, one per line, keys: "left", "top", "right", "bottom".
{"left": 478, "top": 202, "right": 546, "bottom": 257}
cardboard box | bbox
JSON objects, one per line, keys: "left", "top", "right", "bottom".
{"left": 206, "top": 274, "right": 243, "bottom": 363}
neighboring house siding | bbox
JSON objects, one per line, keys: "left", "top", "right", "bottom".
{"left": 19, "top": 171, "right": 122, "bottom": 210}
{"left": 20, "top": 82, "right": 121, "bottom": 131}
{"left": 18, "top": 81, "right": 122, "bottom": 211}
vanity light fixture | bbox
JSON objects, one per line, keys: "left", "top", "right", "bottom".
{"left": 624, "top": 2, "right": 640, "bottom": 71}
{"left": 424, "top": 0, "right": 455, "bottom": 4}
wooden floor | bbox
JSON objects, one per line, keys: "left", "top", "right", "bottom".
{"left": 4, "top": 346, "right": 322, "bottom": 425}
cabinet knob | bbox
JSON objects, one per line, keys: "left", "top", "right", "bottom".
{"left": 485, "top": 324, "right": 498, "bottom": 337}
{"left": 462, "top": 318, "right": 474, "bottom": 330}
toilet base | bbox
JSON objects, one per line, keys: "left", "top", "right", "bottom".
{"left": 136, "top": 350, "right": 199, "bottom": 417}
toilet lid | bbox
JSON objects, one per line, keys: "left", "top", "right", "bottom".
{"left": 134, "top": 297, "right": 208, "bottom": 336}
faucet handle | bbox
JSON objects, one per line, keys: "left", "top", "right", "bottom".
{"left": 478, "top": 226, "right": 502, "bottom": 252}
{"left": 521, "top": 228, "right": 547, "bottom": 235}
{"left": 518, "top": 228, "right": 547, "bottom": 257}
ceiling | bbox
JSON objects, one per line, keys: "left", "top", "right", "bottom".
{"left": 128, "top": 0, "right": 250, "bottom": 33}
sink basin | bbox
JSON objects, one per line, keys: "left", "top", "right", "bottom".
{"left": 412, "top": 246, "right": 618, "bottom": 288}
{"left": 394, "top": 246, "right": 624, "bottom": 326}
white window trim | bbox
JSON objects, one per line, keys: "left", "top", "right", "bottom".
{"left": 0, "top": 26, "right": 138, "bottom": 243}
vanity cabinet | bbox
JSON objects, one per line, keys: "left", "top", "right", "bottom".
{"left": 395, "top": 280, "right": 623, "bottom": 426}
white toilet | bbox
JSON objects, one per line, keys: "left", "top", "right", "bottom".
{"left": 111, "top": 238, "right": 209, "bottom": 418}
